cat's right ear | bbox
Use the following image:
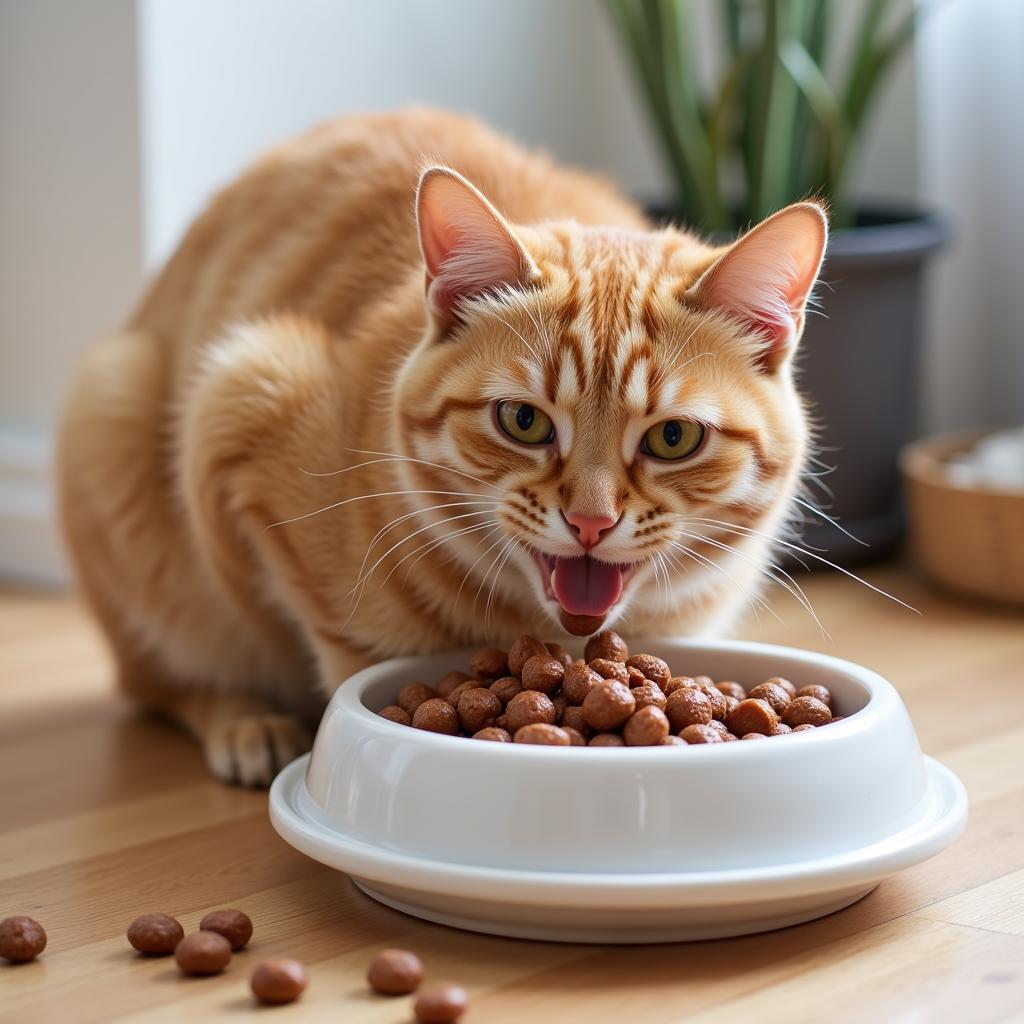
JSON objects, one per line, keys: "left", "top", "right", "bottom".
{"left": 416, "top": 166, "right": 539, "bottom": 334}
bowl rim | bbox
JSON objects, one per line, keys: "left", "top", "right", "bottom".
{"left": 324, "top": 636, "right": 898, "bottom": 761}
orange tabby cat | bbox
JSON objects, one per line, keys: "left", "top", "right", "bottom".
{"left": 58, "top": 109, "right": 826, "bottom": 785}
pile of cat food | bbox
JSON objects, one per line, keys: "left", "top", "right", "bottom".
{"left": 377, "top": 630, "right": 840, "bottom": 745}
{"left": 2, "top": 911, "right": 468, "bottom": 1020}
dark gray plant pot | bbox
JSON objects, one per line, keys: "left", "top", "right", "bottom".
{"left": 646, "top": 204, "right": 948, "bottom": 567}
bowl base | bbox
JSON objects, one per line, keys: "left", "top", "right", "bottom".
{"left": 351, "top": 877, "right": 877, "bottom": 944}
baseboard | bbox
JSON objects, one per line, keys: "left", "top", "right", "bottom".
{"left": 0, "top": 426, "right": 69, "bottom": 588}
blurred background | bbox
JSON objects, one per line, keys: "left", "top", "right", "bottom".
{"left": 1, "top": 0, "right": 1021, "bottom": 603}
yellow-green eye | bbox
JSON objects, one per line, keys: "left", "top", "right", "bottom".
{"left": 497, "top": 401, "right": 555, "bottom": 445}
{"left": 643, "top": 419, "right": 705, "bottom": 460}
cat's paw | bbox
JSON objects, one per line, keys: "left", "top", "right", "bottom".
{"left": 205, "top": 713, "right": 312, "bottom": 788}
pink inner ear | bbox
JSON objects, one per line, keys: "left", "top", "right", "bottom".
{"left": 417, "top": 169, "right": 533, "bottom": 325}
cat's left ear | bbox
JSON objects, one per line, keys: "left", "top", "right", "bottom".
{"left": 416, "top": 165, "right": 539, "bottom": 334}
{"left": 688, "top": 202, "right": 828, "bottom": 372}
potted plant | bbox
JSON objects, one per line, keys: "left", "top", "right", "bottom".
{"left": 606, "top": 0, "right": 947, "bottom": 565}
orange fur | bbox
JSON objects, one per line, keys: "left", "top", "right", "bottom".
{"left": 57, "top": 109, "right": 827, "bottom": 784}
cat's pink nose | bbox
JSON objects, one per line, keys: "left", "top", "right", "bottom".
{"left": 563, "top": 512, "right": 619, "bottom": 550}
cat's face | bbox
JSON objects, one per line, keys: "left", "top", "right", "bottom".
{"left": 393, "top": 168, "right": 827, "bottom": 636}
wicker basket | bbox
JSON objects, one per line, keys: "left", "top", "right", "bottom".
{"left": 901, "top": 430, "right": 1024, "bottom": 605}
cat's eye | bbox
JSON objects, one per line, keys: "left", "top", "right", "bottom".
{"left": 497, "top": 401, "right": 555, "bottom": 445}
{"left": 642, "top": 419, "right": 705, "bottom": 460}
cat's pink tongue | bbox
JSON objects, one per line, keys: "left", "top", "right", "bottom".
{"left": 551, "top": 556, "right": 623, "bottom": 617}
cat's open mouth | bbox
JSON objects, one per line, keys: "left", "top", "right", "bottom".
{"left": 532, "top": 552, "right": 637, "bottom": 636}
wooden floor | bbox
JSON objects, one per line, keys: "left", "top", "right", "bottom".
{"left": 1, "top": 564, "right": 1023, "bottom": 1023}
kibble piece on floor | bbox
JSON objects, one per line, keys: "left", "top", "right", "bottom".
{"left": 251, "top": 958, "right": 308, "bottom": 1004}
{"left": 472, "top": 726, "right": 511, "bottom": 742}
{"left": 782, "top": 696, "right": 833, "bottom": 727}
{"left": 199, "top": 908, "right": 253, "bottom": 951}
{"left": 588, "top": 658, "right": 630, "bottom": 685}
{"left": 415, "top": 984, "right": 470, "bottom": 1023}
{"left": 747, "top": 681, "right": 792, "bottom": 715}
{"left": 378, "top": 705, "right": 412, "bottom": 726}
{"left": 796, "top": 684, "right": 833, "bottom": 709}
{"left": 665, "top": 687, "right": 713, "bottom": 732}
{"left": 582, "top": 680, "right": 635, "bottom": 731}
{"left": 679, "top": 724, "right": 724, "bottom": 744}
{"left": 489, "top": 675, "right": 522, "bottom": 707}
{"left": 436, "top": 671, "right": 471, "bottom": 699}
{"left": 623, "top": 706, "right": 670, "bottom": 746}
{"left": 507, "top": 634, "right": 548, "bottom": 676}
{"left": 715, "top": 681, "right": 746, "bottom": 702}
{"left": 626, "top": 654, "right": 671, "bottom": 689}
{"left": 127, "top": 913, "right": 184, "bottom": 955}
{"left": 520, "top": 654, "right": 565, "bottom": 694}
{"left": 764, "top": 675, "right": 797, "bottom": 699}
{"left": 515, "top": 723, "right": 571, "bottom": 745}
{"left": 469, "top": 647, "right": 508, "bottom": 680}
{"left": 562, "top": 661, "right": 601, "bottom": 704}
{"left": 457, "top": 687, "right": 501, "bottom": 734}
{"left": 0, "top": 916, "right": 47, "bottom": 963}
{"left": 589, "top": 732, "right": 625, "bottom": 747}
{"left": 367, "top": 947, "right": 424, "bottom": 995}
{"left": 413, "top": 698, "right": 460, "bottom": 735}
{"left": 505, "top": 690, "right": 556, "bottom": 732}
{"left": 726, "top": 698, "right": 779, "bottom": 737}
{"left": 397, "top": 682, "right": 437, "bottom": 716}
{"left": 584, "top": 629, "right": 629, "bottom": 664}
{"left": 174, "top": 931, "right": 232, "bottom": 975}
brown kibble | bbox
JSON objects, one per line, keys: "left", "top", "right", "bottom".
{"left": 378, "top": 705, "right": 412, "bottom": 727}
{"left": 397, "top": 682, "right": 437, "bottom": 716}
{"left": 830, "top": 716, "right": 845, "bottom": 725}
{"left": 723, "top": 695, "right": 739, "bottom": 714}
{"left": 706, "top": 719, "right": 731, "bottom": 739}
{"left": 626, "top": 654, "right": 670, "bottom": 689}
{"left": 562, "top": 661, "right": 601, "bottom": 704}
{"left": 489, "top": 676, "right": 522, "bottom": 707}
{"left": 0, "top": 916, "right": 47, "bottom": 962}
{"left": 127, "top": 913, "right": 184, "bottom": 956}
{"left": 545, "top": 641, "right": 573, "bottom": 667}
{"left": 457, "top": 687, "right": 501, "bottom": 733}
{"left": 631, "top": 681, "right": 667, "bottom": 712}
{"left": 515, "top": 723, "right": 571, "bottom": 745}
{"left": 552, "top": 695, "right": 568, "bottom": 724}
{"left": 445, "top": 680, "right": 481, "bottom": 709}
{"left": 472, "top": 726, "right": 512, "bottom": 742}
{"left": 694, "top": 681, "right": 728, "bottom": 720}
{"left": 251, "top": 958, "right": 308, "bottom": 1004}
{"left": 562, "top": 726, "right": 587, "bottom": 746}
{"left": 715, "top": 681, "right": 746, "bottom": 701}
{"left": 174, "top": 931, "right": 232, "bottom": 975}
{"left": 783, "top": 696, "right": 832, "bottom": 727}
{"left": 412, "top": 697, "right": 460, "bottom": 735}
{"left": 773, "top": 722, "right": 793, "bottom": 735}
{"left": 436, "top": 671, "right": 471, "bottom": 699}
{"left": 367, "top": 947, "right": 424, "bottom": 995}
{"left": 792, "top": 723, "right": 817, "bottom": 732}
{"left": 505, "top": 690, "right": 556, "bottom": 732}
{"left": 589, "top": 732, "right": 625, "bottom": 747}
{"left": 507, "top": 635, "right": 548, "bottom": 676}
{"left": 748, "top": 681, "right": 792, "bottom": 716}
{"left": 693, "top": 675, "right": 715, "bottom": 688}
{"left": 626, "top": 665, "right": 647, "bottom": 688}
{"left": 661, "top": 734, "right": 688, "bottom": 746}
{"left": 582, "top": 680, "right": 635, "bottom": 731}
{"left": 495, "top": 714, "right": 509, "bottom": 730}
{"left": 414, "top": 983, "right": 470, "bottom": 1023}
{"left": 664, "top": 675, "right": 696, "bottom": 696}
{"left": 741, "top": 732, "right": 767, "bottom": 740}
{"left": 679, "top": 724, "right": 723, "bottom": 744}
{"left": 469, "top": 647, "right": 508, "bottom": 681}
{"left": 584, "top": 630, "right": 629, "bottom": 663}
{"left": 726, "top": 698, "right": 779, "bottom": 737}
{"left": 797, "top": 684, "right": 833, "bottom": 710}
{"left": 588, "top": 658, "right": 629, "bottom": 685}
{"left": 665, "top": 687, "right": 713, "bottom": 732}
{"left": 520, "top": 654, "right": 565, "bottom": 694}
{"left": 561, "top": 705, "right": 592, "bottom": 738}
{"left": 623, "top": 706, "right": 670, "bottom": 746}
{"left": 765, "top": 676, "right": 797, "bottom": 699}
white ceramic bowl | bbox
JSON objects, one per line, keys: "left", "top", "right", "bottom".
{"left": 270, "top": 638, "right": 966, "bottom": 942}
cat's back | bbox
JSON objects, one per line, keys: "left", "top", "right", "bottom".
{"left": 131, "top": 108, "right": 646, "bottom": 352}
